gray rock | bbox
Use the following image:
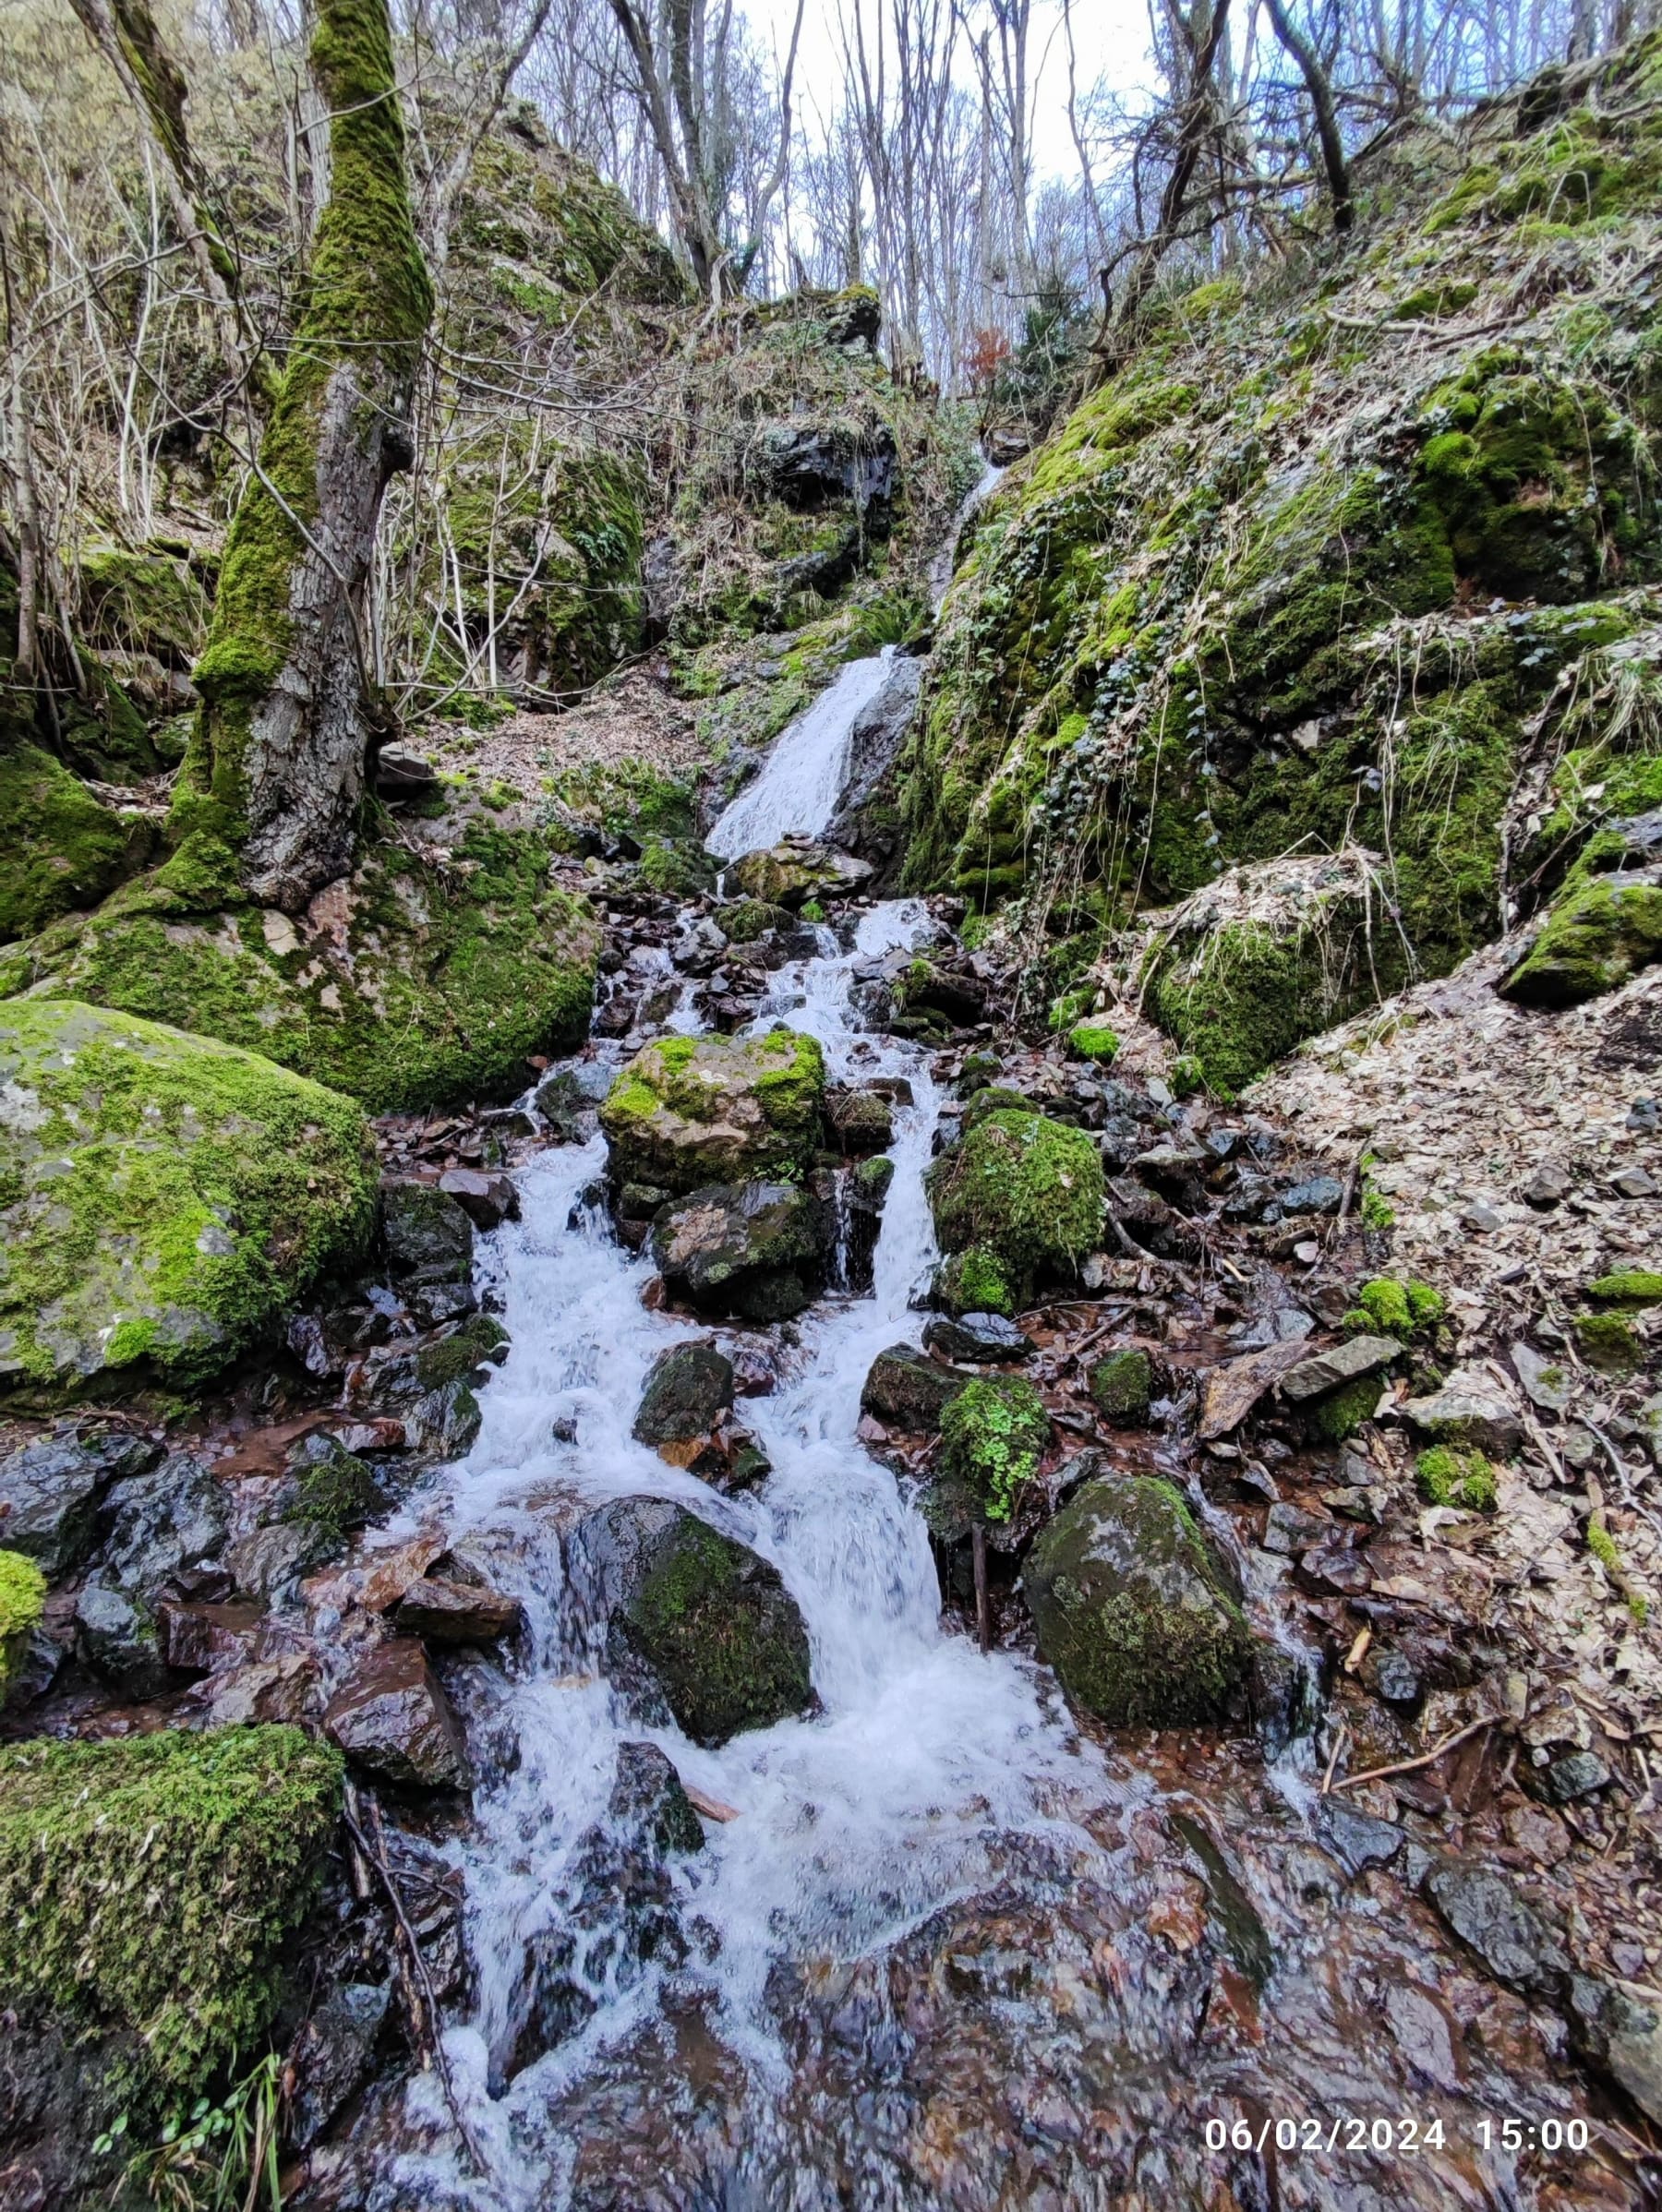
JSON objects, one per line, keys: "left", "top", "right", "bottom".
{"left": 324, "top": 1640, "right": 474, "bottom": 1790}
{"left": 1570, "top": 1978, "right": 1662, "bottom": 2126}
{"left": 1612, "top": 1165, "right": 1657, "bottom": 1198}
{"left": 391, "top": 1574, "right": 524, "bottom": 1644}
{"left": 826, "top": 654, "right": 924, "bottom": 857}
{"left": 1538, "top": 1749, "right": 1611, "bottom": 1803}
{"left": 382, "top": 1183, "right": 475, "bottom": 1282}
{"left": 1422, "top": 1860, "right": 1569, "bottom": 1997}
{"left": 632, "top": 1340, "right": 736, "bottom": 1447}
{"left": 1511, "top": 1340, "right": 1573, "bottom": 1413}
{"left": 1262, "top": 1500, "right": 1329, "bottom": 1554}
{"left": 1322, "top": 1802, "right": 1403, "bottom": 1876}
{"left": 438, "top": 1168, "right": 520, "bottom": 1229}
{"left": 1521, "top": 1162, "right": 1572, "bottom": 1208}
{"left": 860, "top": 1344, "right": 966, "bottom": 1431}
{"left": 1280, "top": 1335, "right": 1402, "bottom": 1402}
{"left": 648, "top": 1181, "right": 824, "bottom": 1322}
{"left": 74, "top": 1579, "right": 167, "bottom": 1701}
{"left": 922, "top": 1313, "right": 1034, "bottom": 1363}
{"left": 289, "top": 1981, "right": 392, "bottom": 2149}
{"left": 0, "top": 1427, "right": 159, "bottom": 1579}
{"left": 1399, "top": 1373, "right": 1524, "bottom": 1456}
{"left": 1271, "top": 1175, "right": 1345, "bottom": 1218}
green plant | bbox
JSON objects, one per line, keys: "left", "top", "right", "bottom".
{"left": 1343, "top": 1276, "right": 1445, "bottom": 1338}
{"left": 1066, "top": 1022, "right": 1120, "bottom": 1062}
{"left": 939, "top": 1376, "right": 1050, "bottom": 1522}
{"left": 1358, "top": 1158, "right": 1396, "bottom": 1232}
{"left": 98, "top": 2051, "right": 283, "bottom": 2212}
{"left": 1587, "top": 1519, "right": 1649, "bottom": 1622}
{"left": 1415, "top": 1445, "right": 1497, "bottom": 1510}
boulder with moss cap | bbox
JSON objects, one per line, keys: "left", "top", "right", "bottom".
{"left": 0, "top": 998, "right": 378, "bottom": 1395}
{"left": 927, "top": 1107, "right": 1103, "bottom": 1297}
{"left": 600, "top": 1028, "right": 825, "bottom": 1196}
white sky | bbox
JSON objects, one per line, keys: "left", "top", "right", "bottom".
{"left": 744, "top": 0, "right": 1157, "bottom": 185}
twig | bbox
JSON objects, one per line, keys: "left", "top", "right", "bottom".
{"left": 972, "top": 1524, "right": 992, "bottom": 1654}
{"left": 1320, "top": 1722, "right": 1349, "bottom": 1794}
{"left": 1325, "top": 1713, "right": 1499, "bottom": 1794}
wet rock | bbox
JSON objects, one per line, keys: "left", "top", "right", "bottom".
{"left": 382, "top": 1183, "right": 475, "bottom": 1282}
{"left": 391, "top": 1574, "right": 524, "bottom": 1645}
{"left": 842, "top": 1155, "right": 894, "bottom": 1294}
{"left": 717, "top": 896, "right": 796, "bottom": 944}
{"left": 600, "top": 1029, "right": 825, "bottom": 1194}
{"left": 437, "top": 1167, "right": 519, "bottom": 1229}
{"left": 226, "top": 1520, "right": 340, "bottom": 1603}
{"left": 632, "top": 1340, "right": 736, "bottom": 1449}
{"left": 409, "top": 1378, "right": 484, "bottom": 1459}
{"left": 1088, "top": 1348, "right": 1152, "bottom": 1425}
{"left": 825, "top": 1086, "right": 895, "bottom": 1153}
{"left": 535, "top": 1062, "right": 612, "bottom": 1142}
{"left": 648, "top": 1181, "right": 824, "bottom": 1322}
{"left": 73, "top": 1453, "right": 230, "bottom": 1699}
{"left": 1262, "top": 1500, "right": 1329, "bottom": 1554}
{"left": 860, "top": 1345, "right": 966, "bottom": 1431}
{"left": 825, "top": 653, "right": 924, "bottom": 860}
{"left": 1022, "top": 1477, "right": 1250, "bottom": 1727}
{"left": 1279, "top": 1335, "right": 1401, "bottom": 1402}
{"left": 1198, "top": 1339, "right": 1309, "bottom": 1439}
{"left": 725, "top": 837, "right": 873, "bottom": 910}
{"left": 324, "top": 1641, "right": 474, "bottom": 1790}
{"left": 0, "top": 1426, "right": 159, "bottom": 1579}
{"left": 922, "top": 1313, "right": 1033, "bottom": 1364}
{"left": 1363, "top": 1646, "right": 1423, "bottom": 1706}
{"left": 568, "top": 1496, "right": 813, "bottom": 1746}
{"left": 1569, "top": 1978, "right": 1662, "bottom": 2126}
{"left": 1268, "top": 1174, "right": 1345, "bottom": 1219}
{"left": 1321, "top": 1802, "right": 1403, "bottom": 1876}
{"left": 1535, "top": 1749, "right": 1612, "bottom": 1803}
{"left": 289, "top": 1980, "right": 392, "bottom": 2149}
{"left": 1399, "top": 1372, "right": 1524, "bottom": 1456}
{"left": 608, "top": 1738, "right": 706, "bottom": 1857}
{"left": 1422, "top": 1860, "right": 1569, "bottom": 1998}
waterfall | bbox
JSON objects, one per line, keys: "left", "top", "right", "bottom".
{"left": 705, "top": 651, "right": 897, "bottom": 859}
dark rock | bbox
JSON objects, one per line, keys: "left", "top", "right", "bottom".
{"left": 73, "top": 1453, "right": 230, "bottom": 1699}
{"left": 825, "top": 1087, "right": 895, "bottom": 1153}
{"left": 1280, "top": 1335, "right": 1402, "bottom": 1401}
{"left": 382, "top": 1183, "right": 475, "bottom": 1282}
{"left": 1088, "top": 1348, "right": 1153, "bottom": 1425}
{"left": 374, "top": 743, "right": 437, "bottom": 795}
{"left": 1536, "top": 1749, "right": 1612, "bottom": 1803}
{"left": 748, "top": 418, "right": 897, "bottom": 514}
{"left": 1270, "top": 1175, "right": 1346, "bottom": 1219}
{"left": 608, "top": 1738, "right": 706, "bottom": 1858}
{"left": 1568, "top": 1977, "right": 1662, "bottom": 2126}
{"left": 922, "top": 1313, "right": 1033, "bottom": 1363}
{"left": 1322, "top": 1802, "right": 1404, "bottom": 1876}
{"left": 438, "top": 1168, "right": 520, "bottom": 1229}
{"left": 1422, "top": 1860, "right": 1570, "bottom": 1997}
{"left": 1364, "top": 1647, "right": 1424, "bottom": 1706}
{"left": 632, "top": 1340, "right": 736, "bottom": 1448}
{"left": 324, "top": 1641, "right": 474, "bottom": 1789}
{"left": 1521, "top": 1161, "right": 1572, "bottom": 1208}
{"left": 0, "top": 1426, "right": 159, "bottom": 1578}
{"left": 825, "top": 654, "right": 924, "bottom": 860}
{"left": 1022, "top": 1477, "right": 1250, "bottom": 1726}
{"left": 535, "top": 1063, "right": 611, "bottom": 1142}
{"left": 391, "top": 1575, "right": 524, "bottom": 1645}
{"left": 289, "top": 1981, "right": 392, "bottom": 2149}
{"left": 860, "top": 1344, "right": 967, "bottom": 1430}
{"left": 842, "top": 1155, "right": 895, "bottom": 1294}
{"left": 648, "top": 1181, "right": 824, "bottom": 1321}
{"left": 1262, "top": 1500, "right": 1329, "bottom": 1554}
{"left": 567, "top": 1496, "right": 813, "bottom": 1747}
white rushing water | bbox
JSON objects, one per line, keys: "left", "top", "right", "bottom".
{"left": 704, "top": 649, "right": 897, "bottom": 860}
{"left": 927, "top": 461, "right": 1005, "bottom": 612}
{"left": 386, "top": 902, "right": 1114, "bottom": 2207}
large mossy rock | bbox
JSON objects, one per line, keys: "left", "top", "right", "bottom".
{"left": 571, "top": 1496, "right": 813, "bottom": 1746}
{"left": 647, "top": 1180, "right": 825, "bottom": 1321}
{"left": 3, "top": 825, "right": 599, "bottom": 1113}
{"left": 927, "top": 1108, "right": 1102, "bottom": 1290}
{"left": 1502, "top": 863, "right": 1662, "bottom": 1007}
{"left": 0, "top": 1549, "right": 45, "bottom": 1704}
{"left": 601, "top": 1028, "right": 825, "bottom": 1194}
{"left": 0, "top": 999, "right": 377, "bottom": 1393}
{"left": 0, "top": 744, "right": 155, "bottom": 944}
{"left": 0, "top": 1725, "right": 342, "bottom": 2093}
{"left": 1022, "top": 1476, "right": 1251, "bottom": 1726}
{"left": 725, "top": 837, "right": 873, "bottom": 909}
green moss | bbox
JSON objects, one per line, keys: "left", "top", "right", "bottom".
{"left": 599, "top": 1028, "right": 825, "bottom": 1191}
{"left": 1573, "top": 1309, "right": 1643, "bottom": 1375}
{"left": 78, "top": 544, "right": 209, "bottom": 668}
{"left": 938, "top": 1376, "right": 1050, "bottom": 1522}
{"left": 0, "top": 998, "right": 378, "bottom": 1393}
{"left": 620, "top": 1515, "right": 813, "bottom": 1746}
{"left": 0, "top": 1548, "right": 46, "bottom": 1702}
{"left": 0, "top": 745, "right": 152, "bottom": 942}
{"left": 1415, "top": 1444, "right": 1498, "bottom": 1510}
{"left": 1588, "top": 1269, "right": 1662, "bottom": 1305}
{"left": 1067, "top": 1022, "right": 1120, "bottom": 1062}
{"left": 1150, "top": 921, "right": 1336, "bottom": 1099}
{"left": 11, "top": 825, "right": 598, "bottom": 1112}
{"left": 1090, "top": 1348, "right": 1152, "bottom": 1425}
{"left": 283, "top": 1439, "right": 383, "bottom": 1537}
{"left": 927, "top": 1109, "right": 1104, "bottom": 1287}
{"left": 935, "top": 1244, "right": 1015, "bottom": 1316}
{"left": 718, "top": 897, "right": 793, "bottom": 943}
{"left": 415, "top": 1312, "right": 508, "bottom": 1390}
{"left": 1503, "top": 873, "right": 1662, "bottom": 1006}
{"left": 1343, "top": 1277, "right": 1445, "bottom": 1338}
{"left": 0, "top": 1726, "right": 342, "bottom": 2094}
{"left": 1307, "top": 1372, "right": 1387, "bottom": 1442}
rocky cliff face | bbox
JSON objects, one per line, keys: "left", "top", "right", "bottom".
{"left": 898, "top": 33, "right": 1662, "bottom": 1088}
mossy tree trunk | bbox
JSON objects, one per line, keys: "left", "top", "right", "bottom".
{"left": 171, "top": 0, "right": 432, "bottom": 914}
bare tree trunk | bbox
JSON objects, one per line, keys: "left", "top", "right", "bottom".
{"left": 172, "top": 0, "right": 433, "bottom": 912}
{"left": 1263, "top": 0, "right": 1353, "bottom": 234}
{"left": 1109, "top": 0, "right": 1233, "bottom": 343}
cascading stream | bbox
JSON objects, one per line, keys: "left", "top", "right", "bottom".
{"left": 382, "top": 902, "right": 1119, "bottom": 2208}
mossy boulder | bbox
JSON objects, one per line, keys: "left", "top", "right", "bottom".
{"left": 933, "top": 1244, "right": 1017, "bottom": 1317}
{"left": 0, "top": 1725, "right": 343, "bottom": 2093}
{"left": 927, "top": 1109, "right": 1103, "bottom": 1291}
{"left": 0, "top": 1548, "right": 45, "bottom": 1703}
{"left": 717, "top": 896, "right": 795, "bottom": 944}
{"left": 1090, "top": 1348, "right": 1153, "bottom": 1425}
{"left": 647, "top": 1181, "right": 825, "bottom": 1321}
{"left": 1589, "top": 1269, "right": 1662, "bottom": 1306}
{"left": 600, "top": 1028, "right": 825, "bottom": 1195}
{"left": 938, "top": 1376, "right": 1050, "bottom": 1523}
{"left": 77, "top": 542, "right": 211, "bottom": 693}
{"left": 5, "top": 825, "right": 599, "bottom": 1112}
{"left": 0, "top": 999, "right": 377, "bottom": 1394}
{"left": 1022, "top": 1475, "right": 1251, "bottom": 1727}
{"left": 1501, "top": 871, "right": 1662, "bottom": 1006}
{"left": 0, "top": 744, "right": 155, "bottom": 943}
{"left": 725, "top": 839, "right": 873, "bottom": 909}
{"left": 572, "top": 1496, "right": 813, "bottom": 1746}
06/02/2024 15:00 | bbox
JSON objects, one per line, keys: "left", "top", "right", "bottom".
{"left": 1202, "top": 2114, "right": 1594, "bottom": 2157}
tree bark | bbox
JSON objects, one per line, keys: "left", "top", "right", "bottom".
{"left": 1108, "top": 0, "right": 1233, "bottom": 343}
{"left": 1263, "top": 0, "right": 1354, "bottom": 235}
{"left": 172, "top": 0, "right": 433, "bottom": 912}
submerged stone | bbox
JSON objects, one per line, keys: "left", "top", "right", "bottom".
{"left": 1022, "top": 1476, "right": 1250, "bottom": 1727}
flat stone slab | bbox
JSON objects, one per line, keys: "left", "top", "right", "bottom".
{"left": 1280, "top": 1335, "right": 1402, "bottom": 1402}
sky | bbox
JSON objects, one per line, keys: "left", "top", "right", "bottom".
{"left": 743, "top": 0, "right": 1157, "bottom": 186}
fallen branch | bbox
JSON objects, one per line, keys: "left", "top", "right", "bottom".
{"left": 1325, "top": 1713, "right": 1499, "bottom": 1794}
